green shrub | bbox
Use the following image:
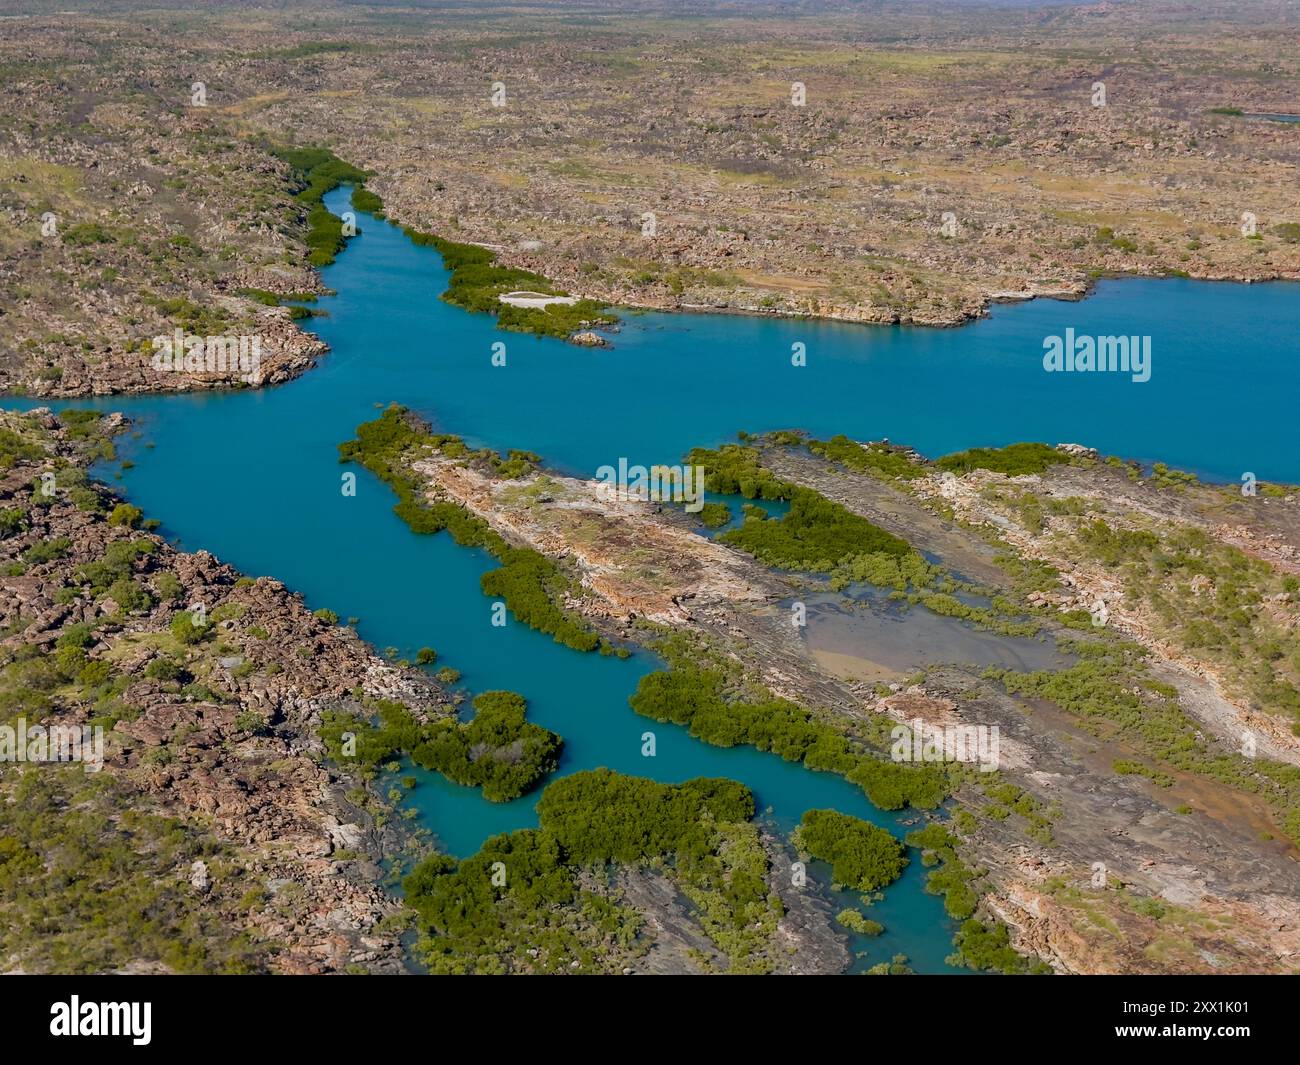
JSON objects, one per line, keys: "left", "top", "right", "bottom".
{"left": 697, "top": 501, "right": 731, "bottom": 528}
{"left": 628, "top": 656, "right": 948, "bottom": 811}
{"left": 23, "top": 537, "right": 71, "bottom": 565}
{"left": 339, "top": 407, "right": 603, "bottom": 652}
{"left": 687, "top": 445, "right": 909, "bottom": 570}
{"left": 105, "top": 577, "right": 152, "bottom": 614}
{"left": 170, "top": 612, "right": 208, "bottom": 645}
{"left": 270, "top": 145, "right": 371, "bottom": 267}
{"left": 808, "top": 434, "right": 922, "bottom": 480}
{"left": 402, "top": 226, "right": 618, "bottom": 339}
{"left": 145, "top": 657, "right": 183, "bottom": 682}
{"left": 936, "top": 442, "right": 1068, "bottom": 477}
{"left": 836, "top": 910, "right": 884, "bottom": 935}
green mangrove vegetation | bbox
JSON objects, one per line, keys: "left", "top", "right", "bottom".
{"left": 951, "top": 918, "right": 1051, "bottom": 975}
{"left": 321, "top": 693, "right": 562, "bottom": 803}
{"left": 350, "top": 186, "right": 384, "bottom": 216}
{"left": 339, "top": 406, "right": 612, "bottom": 654}
{"left": 865, "top": 953, "right": 914, "bottom": 974}
{"left": 792, "top": 809, "right": 908, "bottom": 892}
{"left": 402, "top": 769, "right": 785, "bottom": 974}
{"left": 689, "top": 439, "right": 1039, "bottom": 639}
{"left": 904, "top": 822, "right": 1049, "bottom": 974}
{"left": 401, "top": 226, "right": 617, "bottom": 339}
{"left": 629, "top": 631, "right": 955, "bottom": 810}
{"left": 0, "top": 765, "right": 262, "bottom": 974}
{"left": 935, "top": 442, "right": 1070, "bottom": 477}
{"left": 235, "top": 287, "right": 322, "bottom": 320}
{"left": 696, "top": 500, "right": 732, "bottom": 529}
{"left": 270, "top": 144, "right": 613, "bottom": 338}
{"left": 905, "top": 822, "right": 983, "bottom": 921}
{"left": 837, "top": 910, "right": 884, "bottom": 935}
{"left": 687, "top": 444, "right": 910, "bottom": 570}
{"left": 269, "top": 145, "right": 372, "bottom": 267}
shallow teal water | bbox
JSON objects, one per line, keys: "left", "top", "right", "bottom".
{"left": 9, "top": 186, "right": 1299, "bottom": 973}
{"left": 288, "top": 190, "right": 1300, "bottom": 484}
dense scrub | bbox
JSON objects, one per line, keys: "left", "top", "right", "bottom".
{"left": 905, "top": 823, "right": 980, "bottom": 920}
{"left": 402, "top": 226, "right": 616, "bottom": 339}
{"left": 693, "top": 438, "right": 1038, "bottom": 637}
{"left": 687, "top": 444, "right": 909, "bottom": 570}
{"left": 321, "top": 693, "right": 562, "bottom": 803}
{"left": 402, "top": 769, "right": 783, "bottom": 974}
{"left": 793, "top": 809, "right": 908, "bottom": 891}
{"left": 935, "top": 442, "right": 1069, "bottom": 477}
{"left": 0, "top": 767, "right": 264, "bottom": 974}
{"left": 270, "top": 145, "right": 613, "bottom": 338}
{"left": 697, "top": 501, "right": 732, "bottom": 528}
{"left": 269, "top": 145, "right": 373, "bottom": 267}
{"left": 536, "top": 769, "right": 755, "bottom": 862}
{"left": 350, "top": 186, "right": 384, "bottom": 215}
{"left": 905, "top": 823, "right": 1050, "bottom": 973}
{"left": 951, "top": 918, "right": 1050, "bottom": 975}
{"left": 807, "top": 434, "right": 924, "bottom": 481}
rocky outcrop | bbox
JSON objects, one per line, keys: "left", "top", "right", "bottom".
{"left": 408, "top": 451, "right": 779, "bottom": 625}
{"left": 395, "top": 426, "right": 1300, "bottom": 975}
{"left": 0, "top": 409, "right": 447, "bottom": 973}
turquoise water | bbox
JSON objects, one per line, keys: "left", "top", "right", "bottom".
{"left": 283, "top": 190, "right": 1300, "bottom": 484}
{"left": 9, "top": 186, "right": 1299, "bottom": 973}
{"left": 701, "top": 492, "right": 790, "bottom": 535}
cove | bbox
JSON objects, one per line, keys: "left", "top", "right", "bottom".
{"left": 6, "top": 185, "right": 1297, "bottom": 974}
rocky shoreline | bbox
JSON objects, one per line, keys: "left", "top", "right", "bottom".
{"left": 0, "top": 406, "right": 872, "bottom": 975}
{"left": 0, "top": 408, "right": 447, "bottom": 973}
{"left": 380, "top": 420, "right": 1300, "bottom": 973}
